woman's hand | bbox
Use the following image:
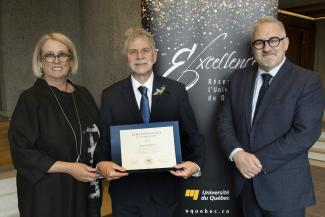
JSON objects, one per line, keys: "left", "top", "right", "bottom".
{"left": 48, "top": 161, "right": 99, "bottom": 182}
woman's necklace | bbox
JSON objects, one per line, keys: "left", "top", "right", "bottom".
{"left": 47, "top": 82, "right": 83, "bottom": 163}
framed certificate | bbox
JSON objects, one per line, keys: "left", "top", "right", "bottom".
{"left": 110, "top": 121, "right": 182, "bottom": 173}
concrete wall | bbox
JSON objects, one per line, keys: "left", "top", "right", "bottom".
{"left": 315, "top": 19, "right": 325, "bottom": 90}
{"left": 79, "top": 0, "right": 142, "bottom": 105}
{"left": 0, "top": 0, "right": 141, "bottom": 117}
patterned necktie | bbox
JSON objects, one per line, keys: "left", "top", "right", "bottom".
{"left": 254, "top": 73, "right": 273, "bottom": 120}
{"left": 138, "top": 86, "right": 150, "bottom": 123}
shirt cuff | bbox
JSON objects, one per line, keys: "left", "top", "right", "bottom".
{"left": 192, "top": 163, "right": 201, "bottom": 177}
{"left": 229, "top": 148, "right": 244, "bottom": 161}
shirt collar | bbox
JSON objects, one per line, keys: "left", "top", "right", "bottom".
{"left": 257, "top": 57, "right": 286, "bottom": 78}
{"left": 131, "top": 72, "right": 154, "bottom": 92}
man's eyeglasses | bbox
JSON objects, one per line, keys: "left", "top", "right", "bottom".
{"left": 42, "top": 52, "right": 71, "bottom": 63}
{"left": 251, "top": 36, "right": 287, "bottom": 50}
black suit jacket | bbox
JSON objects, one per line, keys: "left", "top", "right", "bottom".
{"left": 96, "top": 74, "right": 204, "bottom": 205}
{"left": 217, "top": 59, "right": 325, "bottom": 211}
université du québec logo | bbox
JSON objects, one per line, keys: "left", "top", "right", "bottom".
{"left": 185, "top": 189, "right": 200, "bottom": 200}
{"left": 185, "top": 189, "right": 230, "bottom": 201}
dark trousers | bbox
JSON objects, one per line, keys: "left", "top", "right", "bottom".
{"left": 239, "top": 180, "right": 305, "bottom": 217}
{"left": 111, "top": 197, "right": 178, "bottom": 217}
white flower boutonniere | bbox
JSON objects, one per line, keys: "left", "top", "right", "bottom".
{"left": 153, "top": 85, "right": 167, "bottom": 96}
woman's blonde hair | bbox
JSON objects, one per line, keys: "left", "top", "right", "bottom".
{"left": 32, "top": 32, "right": 78, "bottom": 77}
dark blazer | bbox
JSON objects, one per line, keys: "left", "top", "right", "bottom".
{"left": 96, "top": 74, "right": 204, "bottom": 205}
{"left": 217, "top": 59, "right": 325, "bottom": 211}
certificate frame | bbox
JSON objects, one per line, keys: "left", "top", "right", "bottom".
{"left": 110, "top": 121, "right": 182, "bottom": 173}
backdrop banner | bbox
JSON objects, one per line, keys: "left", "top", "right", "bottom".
{"left": 141, "top": 0, "right": 277, "bottom": 216}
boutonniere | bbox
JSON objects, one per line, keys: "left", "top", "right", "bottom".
{"left": 153, "top": 85, "right": 167, "bottom": 96}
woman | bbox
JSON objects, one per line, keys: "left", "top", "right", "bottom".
{"left": 9, "top": 33, "right": 101, "bottom": 217}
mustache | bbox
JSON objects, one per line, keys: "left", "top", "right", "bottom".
{"left": 133, "top": 60, "right": 149, "bottom": 65}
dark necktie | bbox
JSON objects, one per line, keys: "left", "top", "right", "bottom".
{"left": 138, "top": 86, "right": 150, "bottom": 123}
{"left": 254, "top": 73, "right": 273, "bottom": 120}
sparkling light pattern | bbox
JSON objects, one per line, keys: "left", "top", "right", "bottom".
{"left": 142, "top": 0, "right": 278, "bottom": 67}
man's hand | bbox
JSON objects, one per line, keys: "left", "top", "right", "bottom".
{"left": 233, "top": 151, "right": 262, "bottom": 179}
{"left": 96, "top": 161, "right": 128, "bottom": 181}
{"left": 170, "top": 161, "right": 199, "bottom": 179}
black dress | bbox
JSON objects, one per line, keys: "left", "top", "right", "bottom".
{"left": 9, "top": 79, "right": 102, "bottom": 217}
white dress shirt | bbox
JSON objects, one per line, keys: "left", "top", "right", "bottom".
{"left": 131, "top": 72, "right": 154, "bottom": 110}
{"left": 229, "top": 57, "right": 286, "bottom": 161}
{"left": 131, "top": 72, "right": 201, "bottom": 176}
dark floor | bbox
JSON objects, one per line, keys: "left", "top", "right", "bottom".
{"left": 103, "top": 166, "right": 325, "bottom": 217}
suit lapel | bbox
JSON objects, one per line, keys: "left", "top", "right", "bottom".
{"left": 245, "top": 66, "right": 258, "bottom": 132}
{"left": 121, "top": 76, "right": 143, "bottom": 122}
{"left": 252, "top": 59, "right": 291, "bottom": 125}
{"left": 150, "top": 75, "right": 164, "bottom": 121}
